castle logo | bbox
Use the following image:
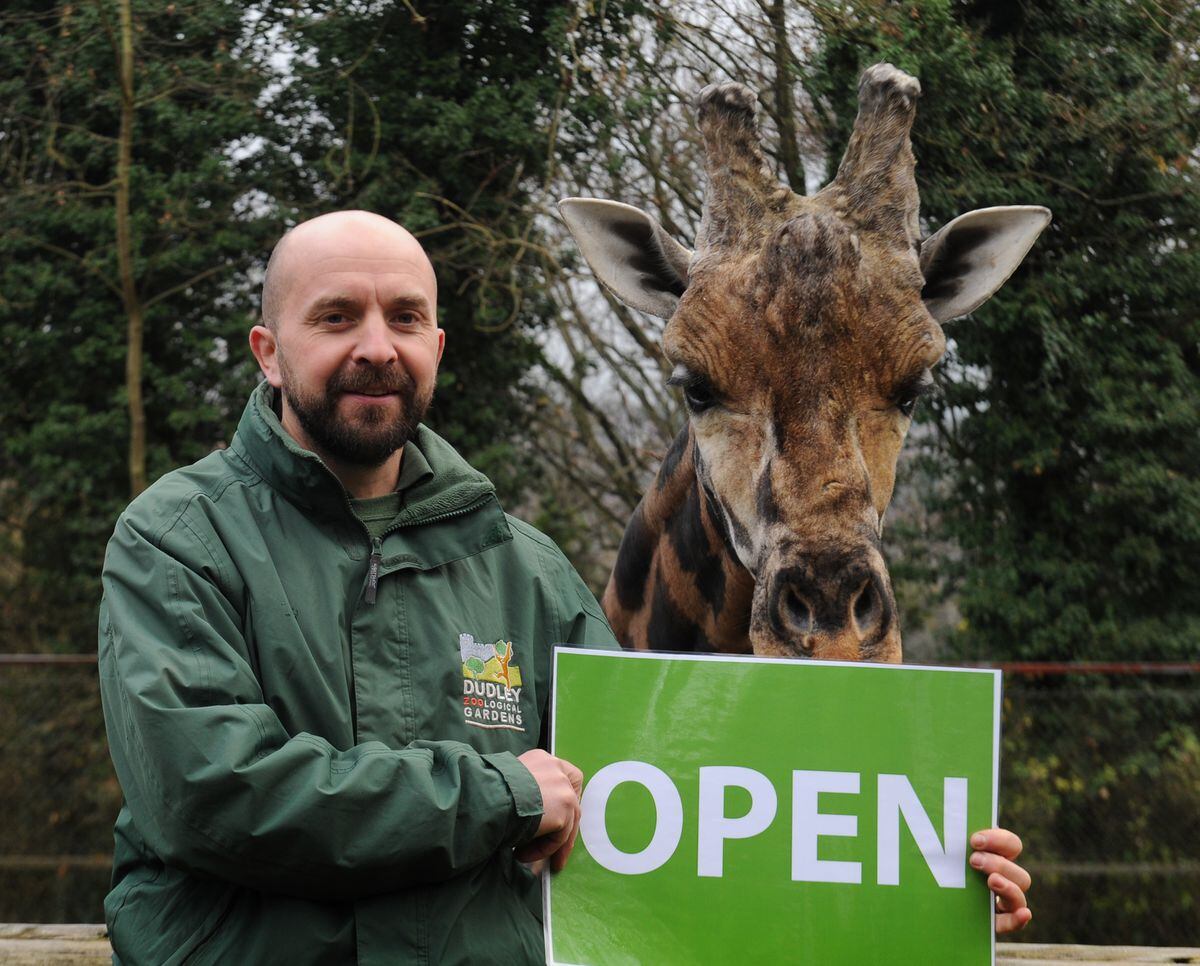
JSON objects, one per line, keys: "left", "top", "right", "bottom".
{"left": 459, "top": 633, "right": 525, "bottom": 731}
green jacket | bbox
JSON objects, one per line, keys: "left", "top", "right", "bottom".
{"left": 98, "top": 383, "right": 617, "bottom": 965}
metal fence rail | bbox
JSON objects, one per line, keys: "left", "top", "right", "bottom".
{"left": 1, "top": 657, "right": 1197, "bottom": 945}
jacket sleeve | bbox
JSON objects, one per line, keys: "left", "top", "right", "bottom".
{"left": 535, "top": 549, "right": 621, "bottom": 753}
{"left": 561, "top": 565, "right": 621, "bottom": 652}
{"left": 98, "top": 506, "right": 543, "bottom": 902}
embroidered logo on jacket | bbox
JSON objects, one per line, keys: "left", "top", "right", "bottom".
{"left": 459, "top": 633, "right": 525, "bottom": 731}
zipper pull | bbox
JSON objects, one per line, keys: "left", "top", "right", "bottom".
{"left": 365, "top": 538, "right": 382, "bottom": 605}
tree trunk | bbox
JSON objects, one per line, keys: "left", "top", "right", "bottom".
{"left": 115, "top": 0, "right": 146, "bottom": 497}
{"left": 769, "top": 0, "right": 805, "bottom": 192}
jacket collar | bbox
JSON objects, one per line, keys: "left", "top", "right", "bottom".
{"left": 231, "top": 383, "right": 501, "bottom": 540}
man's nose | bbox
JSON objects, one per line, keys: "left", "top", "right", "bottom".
{"left": 351, "top": 312, "right": 399, "bottom": 366}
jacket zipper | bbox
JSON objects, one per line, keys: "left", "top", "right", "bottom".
{"left": 288, "top": 435, "right": 495, "bottom": 586}
{"left": 382, "top": 497, "right": 490, "bottom": 535}
{"left": 365, "top": 538, "right": 382, "bottom": 605}
{"left": 363, "top": 497, "right": 492, "bottom": 606}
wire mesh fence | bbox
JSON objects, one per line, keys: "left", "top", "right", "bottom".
{"left": 995, "top": 666, "right": 1200, "bottom": 946}
{"left": 0, "top": 657, "right": 1196, "bottom": 945}
{"left": 0, "top": 658, "right": 118, "bottom": 924}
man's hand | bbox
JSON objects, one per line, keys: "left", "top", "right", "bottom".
{"left": 970, "top": 827, "right": 1032, "bottom": 934}
{"left": 514, "top": 750, "right": 583, "bottom": 873}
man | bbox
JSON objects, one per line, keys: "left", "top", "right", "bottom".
{"left": 99, "top": 211, "right": 1031, "bottom": 965}
{"left": 98, "top": 211, "right": 614, "bottom": 964}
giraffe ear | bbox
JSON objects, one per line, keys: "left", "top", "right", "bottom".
{"left": 559, "top": 197, "right": 692, "bottom": 318}
{"left": 919, "top": 206, "right": 1051, "bottom": 323}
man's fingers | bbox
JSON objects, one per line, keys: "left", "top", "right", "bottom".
{"left": 550, "top": 809, "right": 581, "bottom": 873}
{"left": 514, "top": 750, "right": 585, "bottom": 871}
{"left": 514, "top": 837, "right": 551, "bottom": 864}
{"left": 972, "top": 828, "right": 1032, "bottom": 935}
{"left": 971, "top": 827, "right": 1023, "bottom": 860}
{"left": 515, "top": 805, "right": 574, "bottom": 864}
{"left": 562, "top": 760, "right": 584, "bottom": 797}
{"left": 551, "top": 797, "right": 582, "bottom": 873}
{"left": 515, "top": 821, "right": 572, "bottom": 864}
{"left": 970, "top": 851, "right": 1032, "bottom": 893}
{"left": 972, "top": 829, "right": 1031, "bottom": 935}
{"left": 990, "top": 871, "right": 1031, "bottom": 935}
{"left": 989, "top": 872, "right": 1028, "bottom": 913}
{"left": 996, "top": 907, "right": 1033, "bottom": 934}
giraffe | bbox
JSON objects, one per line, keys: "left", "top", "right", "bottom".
{"left": 559, "top": 64, "right": 1051, "bottom": 662}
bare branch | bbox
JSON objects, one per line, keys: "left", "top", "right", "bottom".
{"left": 143, "top": 264, "right": 230, "bottom": 311}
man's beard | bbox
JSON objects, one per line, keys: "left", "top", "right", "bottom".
{"left": 279, "top": 357, "right": 432, "bottom": 468}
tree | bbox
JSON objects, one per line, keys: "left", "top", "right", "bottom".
{"left": 811, "top": 0, "right": 1200, "bottom": 662}
{"left": 522, "top": 0, "right": 835, "bottom": 588}
{"left": 270, "top": 0, "right": 644, "bottom": 506}
{"left": 0, "top": 0, "right": 646, "bottom": 649}
{"left": 0, "top": 0, "right": 287, "bottom": 650}
{"left": 808, "top": 1, "right": 1200, "bottom": 944}
{"left": 0, "top": 4, "right": 294, "bottom": 923}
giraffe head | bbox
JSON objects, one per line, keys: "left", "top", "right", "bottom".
{"left": 561, "top": 64, "right": 1050, "bottom": 662}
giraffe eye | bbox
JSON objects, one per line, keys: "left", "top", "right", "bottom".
{"left": 683, "top": 382, "right": 717, "bottom": 413}
{"left": 668, "top": 366, "right": 718, "bottom": 414}
{"left": 893, "top": 370, "right": 935, "bottom": 418}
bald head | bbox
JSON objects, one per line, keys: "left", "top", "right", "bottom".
{"left": 261, "top": 210, "right": 437, "bottom": 331}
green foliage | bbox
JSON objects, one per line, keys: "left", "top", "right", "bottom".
{"left": 812, "top": 0, "right": 1200, "bottom": 661}
{"left": 272, "top": 0, "right": 642, "bottom": 502}
{"left": 810, "top": 4, "right": 1200, "bottom": 943}
{"left": 0, "top": 1, "right": 645, "bottom": 924}
{"left": 0, "top": 0, "right": 642, "bottom": 652}
{"left": 0, "top": 0, "right": 284, "bottom": 650}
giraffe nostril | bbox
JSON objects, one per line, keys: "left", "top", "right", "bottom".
{"left": 852, "top": 579, "right": 881, "bottom": 634}
{"left": 781, "top": 585, "right": 814, "bottom": 635}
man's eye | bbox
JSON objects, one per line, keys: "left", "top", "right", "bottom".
{"left": 324, "top": 313, "right": 350, "bottom": 325}
{"left": 394, "top": 312, "right": 419, "bottom": 326}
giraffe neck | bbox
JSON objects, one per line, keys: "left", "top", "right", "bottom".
{"left": 602, "top": 426, "right": 756, "bottom": 652}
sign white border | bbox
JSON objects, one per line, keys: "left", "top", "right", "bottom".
{"left": 543, "top": 647, "right": 1003, "bottom": 966}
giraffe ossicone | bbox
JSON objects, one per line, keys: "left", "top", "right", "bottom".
{"left": 561, "top": 63, "right": 1051, "bottom": 661}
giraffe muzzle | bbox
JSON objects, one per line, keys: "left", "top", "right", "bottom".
{"left": 755, "top": 548, "right": 900, "bottom": 662}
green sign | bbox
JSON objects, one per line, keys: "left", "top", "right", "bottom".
{"left": 545, "top": 649, "right": 1000, "bottom": 965}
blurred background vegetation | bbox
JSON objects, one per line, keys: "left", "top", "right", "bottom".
{"left": 1, "top": 0, "right": 1197, "bottom": 946}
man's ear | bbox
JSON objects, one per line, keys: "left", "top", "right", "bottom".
{"left": 249, "top": 324, "right": 283, "bottom": 388}
{"left": 559, "top": 198, "right": 692, "bottom": 318}
{"left": 920, "top": 206, "right": 1052, "bottom": 322}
